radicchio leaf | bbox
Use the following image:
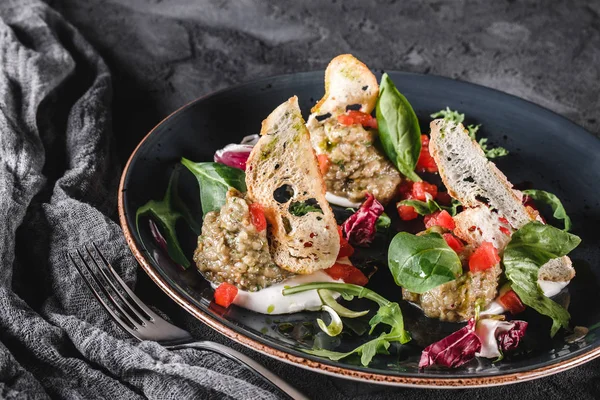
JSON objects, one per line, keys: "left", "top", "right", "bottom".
{"left": 475, "top": 318, "right": 528, "bottom": 359}
{"left": 419, "top": 318, "right": 481, "bottom": 368}
{"left": 497, "top": 320, "right": 528, "bottom": 352}
{"left": 342, "top": 193, "right": 384, "bottom": 247}
{"left": 214, "top": 143, "right": 254, "bottom": 170}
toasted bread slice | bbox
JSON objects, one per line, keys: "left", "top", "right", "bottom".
{"left": 430, "top": 119, "right": 574, "bottom": 282}
{"left": 311, "top": 54, "right": 379, "bottom": 116}
{"left": 245, "top": 96, "right": 340, "bottom": 274}
{"left": 429, "top": 119, "right": 534, "bottom": 228}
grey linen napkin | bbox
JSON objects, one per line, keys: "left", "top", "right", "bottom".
{"left": 0, "top": 1, "right": 277, "bottom": 398}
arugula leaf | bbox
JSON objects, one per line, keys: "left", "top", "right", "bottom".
{"left": 430, "top": 107, "right": 465, "bottom": 123}
{"left": 375, "top": 212, "right": 391, "bottom": 231}
{"left": 388, "top": 232, "right": 462, "bottom": 293}
{"left": 376, "top": 73, "right": 422, "bottom": 182}
{"left": 136, "top": 172, "right": 190, "bottom": 268}
{"left": 478, "top": 137, "right": 509, "bottom": 159}
{"left": 282, "top": 282, "right": 410, "bottom": 366}
{"left": 523, "top": 189, "right": 572, "bottom": 231}
{"left": 466, "top": 123, "right": 481, "bottom": 139}
{"left": 503, "top": 221, "right": 581, "bottom": 336}
{"left": 181, "top": 158, "right": 246, "bottom": 216}
{"left": 289, "top": 201, "right": 323, "bottom": 217}
{"left": 431, "top": 107, "right": 508, "bottom": 159}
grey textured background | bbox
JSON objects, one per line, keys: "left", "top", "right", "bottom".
{"left": 45, "top": 0, "right": 600, "bottom": 398}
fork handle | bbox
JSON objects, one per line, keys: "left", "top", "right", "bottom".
{"left": 167, "top": 341, "right": 308, "bottom": 400}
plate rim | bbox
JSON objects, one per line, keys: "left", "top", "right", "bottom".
{"left": 117, "top": 70, "right": 600, "bottom": 387}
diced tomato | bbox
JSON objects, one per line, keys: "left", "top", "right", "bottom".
{"left": 214, "top": 283, "right": 238, "bottom": 308}
{"left": 397, "top": 204, "right": 419, "bottom": 220}
{"left": 497, "top": 217, "right": 511, "bottom": 235}
{"left": 499, "top": 226, "right": 511, "bottom": 235}
{"left": 412, "top": 181, "right": 438, "bottom": 201}
{"left": 337, "top": 110, "right": 378, "bottom": 129}
{"left": 249, "top": 203, "right": 267, "bottom": 232}
{"left": 398, "top": 180, "right": 414, "bottom": 199}
{"left": 324, "top": 262, "right": 368, "bottom": 286}
{"left": 337, "top": 226, "right": 355, "bottom": 258}
{"left": 435, "top": 191, "right": 452, "bottom": 205}
{"left": 443, "top": 233, "right": 464, "bottom": 253}
{"left": 416, "top": 135, "right": 438, "bottom": 173}
{"left": 424, "top": 210, "right": 455, "bottom": 230}
{"left": 317, "top": 154, "right": 330, "bottom": 175}
{"left": 498, "top": 289, "right": 526, "bottom": 315}
{"left": 468, "top": 242, "right": 500, "bottom": 272}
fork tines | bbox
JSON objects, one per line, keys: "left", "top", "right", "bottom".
{"left": 68, "top": 244, "right": 152, "bottom": 337}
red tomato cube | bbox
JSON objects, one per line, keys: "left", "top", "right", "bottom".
{"left": 468, "top": 242, "right": 500, "bottom": 272}
{"left": 412, "top": 181, "right": 438, "bottom": 201}
{"left": 214, "top": 283, "right": 238, "bottom": 308}
{"left": 249, "top": 203, "right": 267, "bottom": 232}
{"left": 397, "top": 204, "right": 419, "bottom": 220}
{"left": 424, "top": 210, "right": 455, "bottom": 230}
{"left": 443, "top": 233, "right": 464, "bottom": 253}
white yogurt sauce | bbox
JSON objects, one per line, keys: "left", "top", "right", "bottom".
{"left": 325, "top": 192, "right": 362, "bottom": 208}
{"left": 229, "top": 270, "right": 343, "bottom": 315}
{"left": 482, "top": 280, "right": 569, "bottom": 316}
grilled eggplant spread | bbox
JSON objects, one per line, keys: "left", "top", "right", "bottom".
{"left": 194, "top": 189, "right": 291, "bottom": 291}
{"left": 403, "top": 263, "right": 502, "bottom": 322}
{"left": 307, "top": 116, "right": 401, "bottom": 204}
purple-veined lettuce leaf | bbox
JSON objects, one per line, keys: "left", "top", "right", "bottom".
{"left": 342, "top": 193, "right": 384, "bottom": 247}
{"left": 419, "top": 318, "right": 481, "bottom": 368}
{"left": 476, "top": 318, "right": 528, "bottom": 359}
{"left": 213, "top": 134, "right": 259, "bottom": 170}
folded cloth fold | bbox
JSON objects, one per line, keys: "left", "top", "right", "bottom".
{"left": 0, "top": 1, "right": 277, "bottom": 398}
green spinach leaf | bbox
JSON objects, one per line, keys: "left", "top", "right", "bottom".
{"left": 503, "top": 221, "right": 581, "bottom": 336}
{"left": 283, "top": 282, "right": 410, "bottom": 366}
{"left": 523, "top": 189, "right": 572, "bottom": 231}
{"left": 136, "top": 172, "right": 190, "bottom": 268}
{"left": 376, "top": 73, "right": 422, "bottom": 182}
{"left": 181, "top": 158, "right": 246, "bottom": 216}
{"left": 388, "top": 232, "right": 462, "bottom": 293}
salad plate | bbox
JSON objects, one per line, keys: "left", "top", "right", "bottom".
{"left": 118, "top": 69, "right": 600, "bottom": 387}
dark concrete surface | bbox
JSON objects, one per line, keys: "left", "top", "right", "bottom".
{"left": 45, "top": 0, "right": 600, "bottom": 398}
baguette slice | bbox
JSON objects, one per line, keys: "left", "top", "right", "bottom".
{"left": 311, "top": 54, "right": 379, "bottom": 116}
{"left": 245, "top": 96, "right": 340, "bottom": 274}
{"left": 430, "top": 119, "right": 574, "bottom": 282}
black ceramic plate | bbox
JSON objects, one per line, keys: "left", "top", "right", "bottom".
{"left": 118, "top": 71, "right": 600, "bottom": 387}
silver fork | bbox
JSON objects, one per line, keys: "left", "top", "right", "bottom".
{"left": 68, "top": 243, "right": 307, "bottom": 400}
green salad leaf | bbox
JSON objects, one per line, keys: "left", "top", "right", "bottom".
{"left": 397, "top": 198, "right": 441, "bottom": 216}
{"left": 282, "top": 283, "right": 410, "bottom": 366}
{"left": 136, "top": 172, "right": 190, "bottom": 268}
{"left": 523, "top": 189, "right": 572, "bottom": 231}
{"left": 180, "top": 158, "right": 246, "bottom": 216}
{"left": 503, "top": 221, "right": 581, "bottom": 336}
{"left": 376, "top": 73, "right": 422, "bottom": 182}
{"left": 289, "top": 201, "right": 323, "bottom": 217}
{"left": 388, "top": 232, "right": 462, "bottom": 293}
{"left": 431, "top": 107, "right": 508, "bottom": 159}
{"left": 375, "top": 212, "right": 391, "bottom": 231}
